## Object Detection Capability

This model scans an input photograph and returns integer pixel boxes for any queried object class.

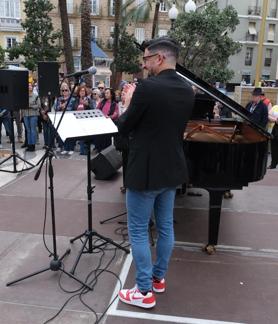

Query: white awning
[248,25,257,35]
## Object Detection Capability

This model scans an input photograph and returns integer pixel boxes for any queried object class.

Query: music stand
[48,110,130,274]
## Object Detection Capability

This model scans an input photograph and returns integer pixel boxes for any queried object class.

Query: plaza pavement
[0,132,278,324]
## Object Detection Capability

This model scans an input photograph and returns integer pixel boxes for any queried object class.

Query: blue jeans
[126,187,176,293]
[23,116,38,145]
[0,114,12,143]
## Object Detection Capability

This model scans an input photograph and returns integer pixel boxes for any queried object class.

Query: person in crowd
[39,97,55,148]
[116,37,194,309]
[268,104,278,169]
[97,82,105,98]
[0,108,12,149]
[245,88,268,129]
[90,89,102,109]
[95,88,119,152]
[114,89,129,193]
[74,85,94,155]
[54,82,76,154]
[21,83,40,152]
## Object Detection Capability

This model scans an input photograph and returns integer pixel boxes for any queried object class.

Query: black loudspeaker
[91,146,122,180]
[0,69,29,111]
[38,61,60,97]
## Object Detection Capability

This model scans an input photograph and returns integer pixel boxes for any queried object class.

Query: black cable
[42,159,53,256]
[43,226,129,324]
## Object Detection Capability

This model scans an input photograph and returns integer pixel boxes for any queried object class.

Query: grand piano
[176,64,271,254]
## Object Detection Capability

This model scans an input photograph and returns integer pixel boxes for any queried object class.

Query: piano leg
[203,190,224,255]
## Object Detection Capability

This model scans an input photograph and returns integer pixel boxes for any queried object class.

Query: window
[73,56,81,72]
[109,0,115,16]
[0,0,20,18]
[267,24,275,42]
[135,27,145,44]
[245,47,253,66]
[67,0,74,14]
[248,22,257,35]
[91,25,98,40]
[91,0,99,15]
[159,2,167,12]
[158,29,168,37]
[69,24,74,45]
[6,37,17,49]
[264,48,273,67]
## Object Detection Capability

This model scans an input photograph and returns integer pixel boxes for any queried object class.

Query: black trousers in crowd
[270,124,278,168]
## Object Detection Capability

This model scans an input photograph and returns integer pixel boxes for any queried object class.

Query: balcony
[264,58,272,67]
[247,6,261,16]
[246,32,258,42]
[0,17,23,32]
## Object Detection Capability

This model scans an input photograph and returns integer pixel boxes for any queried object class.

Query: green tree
[81,0,93,87]
[58,0,74,74]
[0,46,5,68]
[169,4,241,84]
[8,0,61,71]
[114,29,141,74]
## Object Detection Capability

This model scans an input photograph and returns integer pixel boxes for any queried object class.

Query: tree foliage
[114,29,141,74]
[0,46,5,67]
[169,4,241,84]
[8,0,61,71]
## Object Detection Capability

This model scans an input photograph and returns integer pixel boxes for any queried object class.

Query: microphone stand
[7,76,92,290]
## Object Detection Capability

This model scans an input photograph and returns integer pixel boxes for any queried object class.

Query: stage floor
[0,155,278,324]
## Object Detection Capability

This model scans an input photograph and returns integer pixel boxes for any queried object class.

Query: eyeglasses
[142,53,159,63]
[61,89,69,92]
[92,93,97,95]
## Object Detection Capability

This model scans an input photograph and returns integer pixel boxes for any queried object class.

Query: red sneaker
[118,286,156,309]
[152,278,165,293]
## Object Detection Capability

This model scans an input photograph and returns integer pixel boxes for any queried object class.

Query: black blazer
[245,101,268,129]
[117,69,194,190]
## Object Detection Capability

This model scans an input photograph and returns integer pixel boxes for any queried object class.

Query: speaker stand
[0,111,35,173]
[69,142,130,274]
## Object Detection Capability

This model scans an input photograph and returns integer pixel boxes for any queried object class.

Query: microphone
[65,66,97,78]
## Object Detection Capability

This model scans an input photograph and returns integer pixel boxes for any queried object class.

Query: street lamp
[168,3,179,30]
[185,0,197,13]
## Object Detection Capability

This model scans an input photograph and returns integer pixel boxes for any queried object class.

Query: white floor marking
[108,309,246,324]
[106,249,246,324]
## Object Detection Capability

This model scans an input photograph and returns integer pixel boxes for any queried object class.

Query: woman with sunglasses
[90,89,102,109]
[54,83,76,154]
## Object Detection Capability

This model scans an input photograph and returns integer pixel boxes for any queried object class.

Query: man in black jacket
[117,37,194,309]
[245,88,268,129]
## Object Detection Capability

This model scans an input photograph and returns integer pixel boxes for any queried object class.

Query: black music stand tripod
[7,80,92,290]
[69,140,129,274]
[0,111,34,173]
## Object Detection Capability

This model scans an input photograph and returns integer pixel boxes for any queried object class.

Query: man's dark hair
[143,37,180,59]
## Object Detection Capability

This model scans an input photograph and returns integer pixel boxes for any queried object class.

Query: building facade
[197,0,278,84]
[49,0,172,85]
[0,0,25,65]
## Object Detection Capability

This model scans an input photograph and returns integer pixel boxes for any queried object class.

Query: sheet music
[48,110,118,142]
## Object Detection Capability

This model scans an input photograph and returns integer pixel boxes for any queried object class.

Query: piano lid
[176,64,271,138]
[134,40,270,138]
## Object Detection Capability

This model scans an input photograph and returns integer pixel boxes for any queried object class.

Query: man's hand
[123,83,137,109]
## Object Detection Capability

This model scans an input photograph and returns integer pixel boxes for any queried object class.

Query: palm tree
[123,0,183,39]
[111,0,122,89]
[58,0,74,74]
[81,0,93,87]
